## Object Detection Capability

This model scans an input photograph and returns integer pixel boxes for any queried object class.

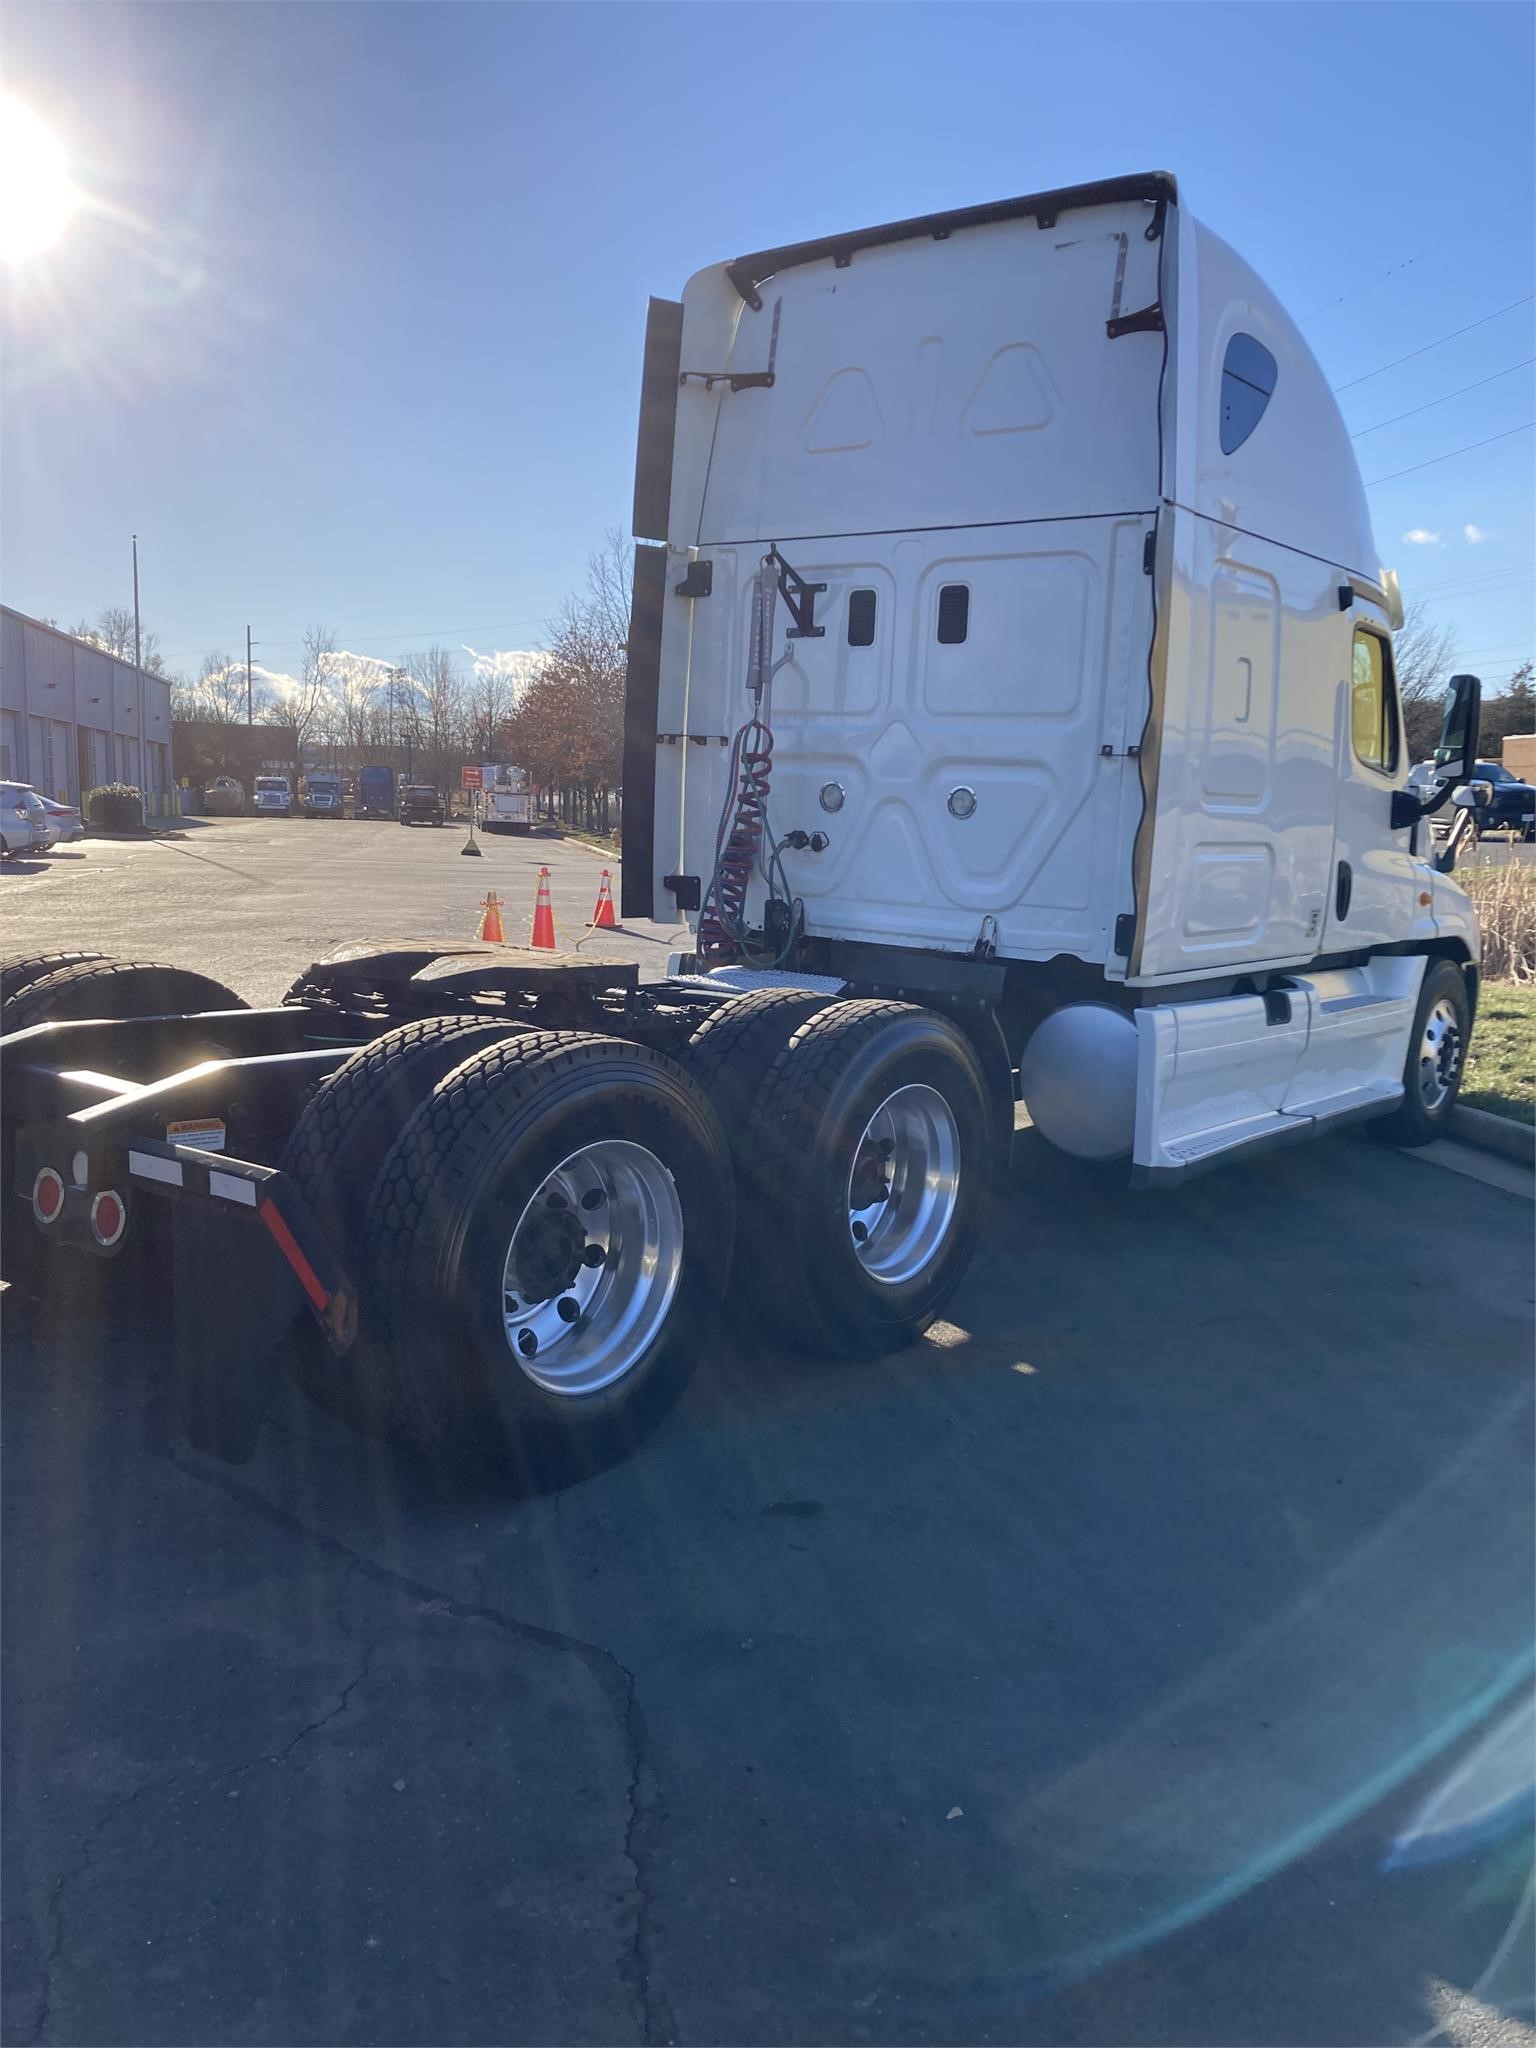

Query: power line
[1331,296,1534,394]
[1351,360,1534,438]
[1411,567,1534,596]
[1413,573,1534,603]
[1363,422,1533,487]
[1299,214,1520,326]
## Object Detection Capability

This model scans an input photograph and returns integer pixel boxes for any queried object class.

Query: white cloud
[328,649,400,686]
[1402,528,1441,546]
[1463,523,1486,544]
[462,646,545,700]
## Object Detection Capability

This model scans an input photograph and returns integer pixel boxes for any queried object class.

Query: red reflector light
[90,1189,126,1247]
[32,1168,65,1224]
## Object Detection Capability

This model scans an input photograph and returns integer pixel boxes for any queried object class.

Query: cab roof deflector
[725,171,1179,309]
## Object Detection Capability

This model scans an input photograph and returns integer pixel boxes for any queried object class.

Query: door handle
[1335,860,1353,921]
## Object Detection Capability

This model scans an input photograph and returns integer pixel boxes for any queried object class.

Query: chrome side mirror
[1452,781,1494,810]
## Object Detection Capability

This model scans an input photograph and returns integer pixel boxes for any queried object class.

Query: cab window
[1350,629,1399,774]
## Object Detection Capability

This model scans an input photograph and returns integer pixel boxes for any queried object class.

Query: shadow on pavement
[2,1130,1532,2045]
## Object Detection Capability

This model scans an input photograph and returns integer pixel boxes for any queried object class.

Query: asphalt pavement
[0,816,681,1004]
[2,821,1533,2046]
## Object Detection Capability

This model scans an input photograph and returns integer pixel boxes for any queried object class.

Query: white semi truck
[3,173,1491,1489]
[479,763,535,834]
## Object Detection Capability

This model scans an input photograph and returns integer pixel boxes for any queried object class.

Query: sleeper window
[1220,333,1277,455]
[847,589,877,647]
[1350,629,1399,774]
[937,585,970,645]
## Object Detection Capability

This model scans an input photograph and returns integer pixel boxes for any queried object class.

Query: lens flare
[0,95,81,264]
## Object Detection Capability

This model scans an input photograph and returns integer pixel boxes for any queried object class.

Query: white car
[39,797,85,843]
[1,782,58,856]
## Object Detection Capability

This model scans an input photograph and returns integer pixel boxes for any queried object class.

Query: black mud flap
[171,1200,303,1463]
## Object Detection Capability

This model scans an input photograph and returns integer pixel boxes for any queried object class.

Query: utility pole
[131,534,141,674]
[246,626,254,727]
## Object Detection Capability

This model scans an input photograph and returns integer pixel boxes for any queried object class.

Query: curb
[557,832,621,859]
[1449,1104,1535,1165]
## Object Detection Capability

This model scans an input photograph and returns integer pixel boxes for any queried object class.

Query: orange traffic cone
[478,889,506,945]
[588,869,618,929]
[531,867,556,950]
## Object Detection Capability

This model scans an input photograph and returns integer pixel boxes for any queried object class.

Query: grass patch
[1464,982,1536,1126]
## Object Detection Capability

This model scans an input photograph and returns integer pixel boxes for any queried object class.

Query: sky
[2,0,1532,698]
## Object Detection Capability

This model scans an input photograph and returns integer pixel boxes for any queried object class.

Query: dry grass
[1460,860,1536,984]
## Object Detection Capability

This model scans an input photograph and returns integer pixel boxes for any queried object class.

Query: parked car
[204,776,245,816]
[38,797,84,843]
[1470,760,1536,837]
[252,775,293,818]
[397,784,446,826]
[0,782,57,857]
[1418,759,1535,841]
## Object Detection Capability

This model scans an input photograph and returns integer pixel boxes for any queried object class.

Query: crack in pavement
[169,1451,676,2047]
[29,1771,174,2046]
[215,1635,378,1789]
[26,1564,376,2046]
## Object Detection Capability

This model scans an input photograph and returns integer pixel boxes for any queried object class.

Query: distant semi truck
[252,775,293,818]
[356,766,396,819]
[303,772,343,818]
[479,763,533,835]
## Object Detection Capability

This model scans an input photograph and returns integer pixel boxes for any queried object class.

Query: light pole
[131,534,144,797]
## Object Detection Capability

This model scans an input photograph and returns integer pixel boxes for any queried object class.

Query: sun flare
[0,95,81,264]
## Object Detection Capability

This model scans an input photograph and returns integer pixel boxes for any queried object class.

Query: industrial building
[0,605,173,805]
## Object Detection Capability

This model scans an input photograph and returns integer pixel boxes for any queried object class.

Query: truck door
[1323,619,1415,952]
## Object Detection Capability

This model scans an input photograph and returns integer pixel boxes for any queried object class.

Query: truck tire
[363,1032,733,1490]
[1,960,248,1035]
[738,1000,991,1358]
[683,987,834,1191]
[1369,959,1473,1148]
[0,951,106,1009]
[280,1017,528,1428]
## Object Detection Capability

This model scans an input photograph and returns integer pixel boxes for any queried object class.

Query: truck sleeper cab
[625,170,1484,1179]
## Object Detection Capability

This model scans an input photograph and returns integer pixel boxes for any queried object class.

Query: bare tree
[503,532,632,830]
[464,670,513,762]
[405,645,466,791]
[1394,601,1459,763]
[333,655,382,763]
[285,625,338,757]
[179,649,256,724]
[71,606,166,673]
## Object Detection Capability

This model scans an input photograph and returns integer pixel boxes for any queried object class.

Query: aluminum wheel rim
[845,1083,962,1287]
[1417,998,1463,1114]
[500,1140,684,1397]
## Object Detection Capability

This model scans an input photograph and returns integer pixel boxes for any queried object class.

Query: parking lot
[0,816,676,1003]
[2,821,1533,2046]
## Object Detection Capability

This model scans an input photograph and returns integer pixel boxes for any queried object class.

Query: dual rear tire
[683,989,991,1358]
[285,1026,734,1491]
[283,992,990,1488]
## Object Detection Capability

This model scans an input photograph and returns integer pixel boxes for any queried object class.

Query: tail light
[89,1189,126,1247]
[32,1168,65,1224]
